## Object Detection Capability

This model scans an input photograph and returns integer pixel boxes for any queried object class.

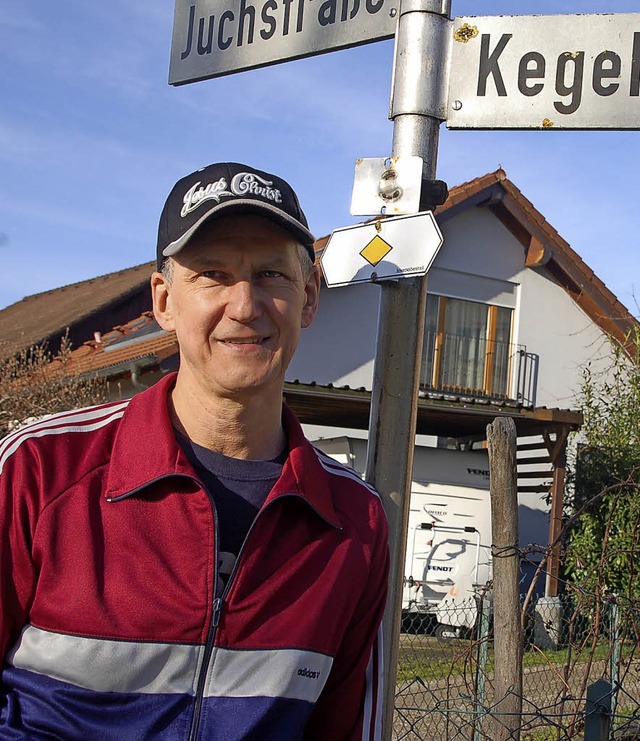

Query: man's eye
[259,270,284,279]
[200,270,227,281]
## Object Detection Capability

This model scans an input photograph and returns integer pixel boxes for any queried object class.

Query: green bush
[564,326,640,603]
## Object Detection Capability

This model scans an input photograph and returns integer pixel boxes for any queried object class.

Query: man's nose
[226,280,261,322]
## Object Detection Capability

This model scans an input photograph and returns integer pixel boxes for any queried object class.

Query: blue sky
[1,0,638,314]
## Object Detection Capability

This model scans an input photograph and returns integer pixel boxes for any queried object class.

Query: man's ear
[151,271,175,332]
[301,266,321,329]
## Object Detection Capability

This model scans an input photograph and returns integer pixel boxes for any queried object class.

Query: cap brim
[162,200,316,260]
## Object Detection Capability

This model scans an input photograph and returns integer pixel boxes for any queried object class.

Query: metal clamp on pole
[390,0,452,124]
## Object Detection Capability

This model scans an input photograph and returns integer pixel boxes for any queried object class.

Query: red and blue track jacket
[0,373,389,739]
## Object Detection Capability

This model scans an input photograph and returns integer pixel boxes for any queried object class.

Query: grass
[396,650,463,684]
[396,634,636,684]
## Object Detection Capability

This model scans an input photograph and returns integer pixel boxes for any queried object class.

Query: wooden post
[487,417,523,741]
[545,425,570,597]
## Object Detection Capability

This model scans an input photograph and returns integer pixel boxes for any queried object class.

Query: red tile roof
[51,311,178,378]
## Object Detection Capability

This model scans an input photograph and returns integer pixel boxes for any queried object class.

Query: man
[0,162,389,739]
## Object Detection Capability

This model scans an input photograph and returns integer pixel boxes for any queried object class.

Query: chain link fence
[393,580,640,740]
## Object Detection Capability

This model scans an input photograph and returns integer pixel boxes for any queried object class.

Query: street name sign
[447,13,640,129]
[169,0,397,84]
[320,212,443,288]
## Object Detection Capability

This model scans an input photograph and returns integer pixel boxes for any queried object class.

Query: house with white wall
[290,168,633,412]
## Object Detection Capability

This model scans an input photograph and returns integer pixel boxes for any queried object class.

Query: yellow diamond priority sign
[320,212,443,288]
[360,235,393,267]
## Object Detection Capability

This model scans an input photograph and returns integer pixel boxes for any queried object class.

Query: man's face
[152,214,320,402]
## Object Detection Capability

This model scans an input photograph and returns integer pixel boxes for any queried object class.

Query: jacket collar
[104,373,341,528]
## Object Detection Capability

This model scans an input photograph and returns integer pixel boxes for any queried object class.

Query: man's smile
[219,337,268,345]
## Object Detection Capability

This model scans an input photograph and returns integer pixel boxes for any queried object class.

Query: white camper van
[312,436,494,637]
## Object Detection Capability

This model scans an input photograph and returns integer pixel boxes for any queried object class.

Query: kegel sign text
[447,13,640,129]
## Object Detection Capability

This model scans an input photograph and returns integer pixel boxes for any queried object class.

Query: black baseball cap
[156,162,316,270]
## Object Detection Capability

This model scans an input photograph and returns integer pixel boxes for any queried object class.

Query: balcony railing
[419,330,538,406]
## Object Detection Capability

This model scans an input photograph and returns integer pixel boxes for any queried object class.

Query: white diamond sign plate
[320,212,443,288]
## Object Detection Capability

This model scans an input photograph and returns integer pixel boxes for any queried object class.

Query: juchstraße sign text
[170,0,397,84]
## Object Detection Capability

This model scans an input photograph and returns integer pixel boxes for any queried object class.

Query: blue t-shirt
[176,431,285,595]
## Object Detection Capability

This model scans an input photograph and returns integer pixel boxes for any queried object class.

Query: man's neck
[168,376,286,461]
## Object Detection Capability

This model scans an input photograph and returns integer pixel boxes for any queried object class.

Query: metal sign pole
[364,1,451,736]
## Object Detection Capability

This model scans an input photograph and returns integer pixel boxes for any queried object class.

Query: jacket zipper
[187,493,314,741]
